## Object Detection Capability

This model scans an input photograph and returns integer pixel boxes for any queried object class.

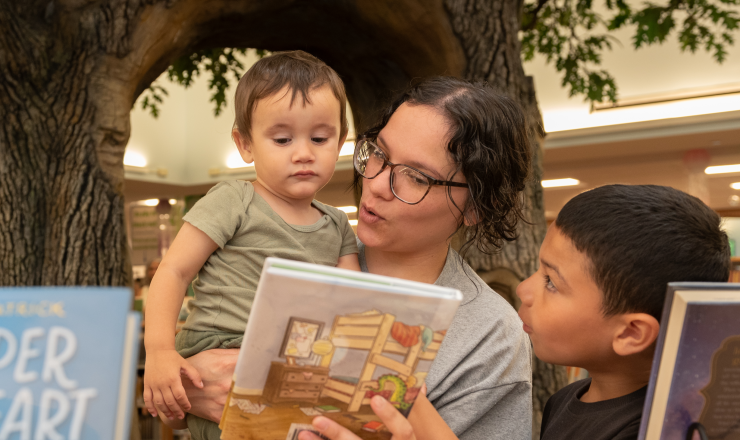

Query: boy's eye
[544,275,556,292]
[273,138,291,145]
[311,137,328,143]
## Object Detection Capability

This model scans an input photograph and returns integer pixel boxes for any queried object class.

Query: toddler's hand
[143,349,203,420]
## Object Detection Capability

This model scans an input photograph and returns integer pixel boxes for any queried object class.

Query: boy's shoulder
[540,379,645,440]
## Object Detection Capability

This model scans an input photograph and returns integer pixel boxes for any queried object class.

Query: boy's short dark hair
[555,184,730,320]
[234,50,348,141]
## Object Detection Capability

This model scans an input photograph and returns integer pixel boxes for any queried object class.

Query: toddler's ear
[232,128,254,164]
[612,313,660,357]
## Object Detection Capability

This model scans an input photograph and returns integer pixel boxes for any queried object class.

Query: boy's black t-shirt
[540,378,647,440]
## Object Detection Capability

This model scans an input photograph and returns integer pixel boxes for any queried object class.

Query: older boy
[517,184,730,440]
[303,184,730,440]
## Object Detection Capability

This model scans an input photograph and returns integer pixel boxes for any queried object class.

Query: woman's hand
[181,348,239,422]
[298,396,417,440]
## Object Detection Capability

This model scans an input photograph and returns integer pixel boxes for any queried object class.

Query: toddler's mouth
[293,170,317,177]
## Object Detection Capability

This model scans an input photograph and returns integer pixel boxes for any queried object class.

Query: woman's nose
[364,166,394,200]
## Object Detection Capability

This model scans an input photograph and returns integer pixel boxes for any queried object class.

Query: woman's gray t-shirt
[358,240,533,440]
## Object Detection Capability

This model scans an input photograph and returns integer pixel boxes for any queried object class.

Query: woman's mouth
[359,204,384,224]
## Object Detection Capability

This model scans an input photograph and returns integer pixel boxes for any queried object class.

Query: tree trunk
[443,1,568,438]
[0,1,131,286]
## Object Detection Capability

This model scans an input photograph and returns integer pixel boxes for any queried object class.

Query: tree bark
[442,1,568,437]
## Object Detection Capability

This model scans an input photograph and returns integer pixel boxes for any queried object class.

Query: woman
[184,77,534,440]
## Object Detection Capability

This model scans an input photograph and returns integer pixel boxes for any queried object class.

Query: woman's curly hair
[354,77,531,256]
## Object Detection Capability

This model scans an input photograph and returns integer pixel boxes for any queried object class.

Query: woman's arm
[181,348,240,422]
[143,222,218,420]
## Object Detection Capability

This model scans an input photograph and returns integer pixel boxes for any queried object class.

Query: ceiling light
[337,206,358,213]
[124,150,147,167]
[339,140,355,157]
[705,164,740,175]
[542,178,580,188]
[142,199,159,206]
[226,150,254,169]
[731,182,740,190]
[349,219,358,226]
[169,199,177,205]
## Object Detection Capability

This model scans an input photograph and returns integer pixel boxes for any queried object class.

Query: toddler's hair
[555,184,730,320]
[234,50,348,141]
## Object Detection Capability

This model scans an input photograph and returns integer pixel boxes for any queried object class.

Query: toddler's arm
[336,253,361,271]
[144,222,219,421]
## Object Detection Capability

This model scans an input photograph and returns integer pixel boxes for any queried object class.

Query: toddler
[143,51,360,439]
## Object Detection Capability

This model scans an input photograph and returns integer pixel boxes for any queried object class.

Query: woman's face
[357,103,469,255]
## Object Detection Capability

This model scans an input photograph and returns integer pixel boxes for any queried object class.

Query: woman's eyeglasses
[353,137,469,205]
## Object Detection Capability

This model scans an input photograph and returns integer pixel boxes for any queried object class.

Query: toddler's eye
[274,138,290,145]
[311,137,328,144]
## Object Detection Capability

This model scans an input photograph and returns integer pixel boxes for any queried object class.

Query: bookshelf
[731,257,740,283]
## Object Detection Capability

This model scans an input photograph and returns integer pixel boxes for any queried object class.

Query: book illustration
[362,421,384,433]
[286,423,329,440]
[699,335,740,438]
[220,258,462,440]
[230,398,267,415]
[300,407,322,416]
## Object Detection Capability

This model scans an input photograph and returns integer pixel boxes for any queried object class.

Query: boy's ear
[232,128,254,164]
[612,313,660,357]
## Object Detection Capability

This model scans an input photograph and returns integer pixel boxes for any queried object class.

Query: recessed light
[542,178,580,188]
[124,151,147,167]
[705,164,740,175]
[142,199,158,206]
[169,199,177,205]
[731,182,740,190]
[337,206,358,213]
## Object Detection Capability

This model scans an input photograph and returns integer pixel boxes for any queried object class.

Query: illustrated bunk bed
[318,310,445,412]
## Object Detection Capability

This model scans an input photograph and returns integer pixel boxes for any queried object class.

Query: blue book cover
[0,287,140,440]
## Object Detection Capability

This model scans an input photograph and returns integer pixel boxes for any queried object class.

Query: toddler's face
[516,225,619,370]
[235,85,344,203]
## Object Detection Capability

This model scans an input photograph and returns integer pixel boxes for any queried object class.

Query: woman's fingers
[371,397,416,440]
[142,386,157,417]
[310,416,361,440]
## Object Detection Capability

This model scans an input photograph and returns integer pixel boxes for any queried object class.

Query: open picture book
[218,258,463,440]
[638,282,740,440]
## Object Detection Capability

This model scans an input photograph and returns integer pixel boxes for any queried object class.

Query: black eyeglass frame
[353,136,469,205]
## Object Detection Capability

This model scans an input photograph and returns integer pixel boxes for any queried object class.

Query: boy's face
[235,85,345,203]
[516,225,620,369]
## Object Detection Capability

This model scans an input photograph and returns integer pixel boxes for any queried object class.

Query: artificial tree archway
[0,0,562,435]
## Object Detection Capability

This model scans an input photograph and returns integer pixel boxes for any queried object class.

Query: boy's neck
[579,354,653,403]
[251,181,322,225]
[363,242,449,285]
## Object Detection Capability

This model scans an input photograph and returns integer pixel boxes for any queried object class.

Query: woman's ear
[463,204,481,226]
[612,313,660,357]
[232,128,254,164]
